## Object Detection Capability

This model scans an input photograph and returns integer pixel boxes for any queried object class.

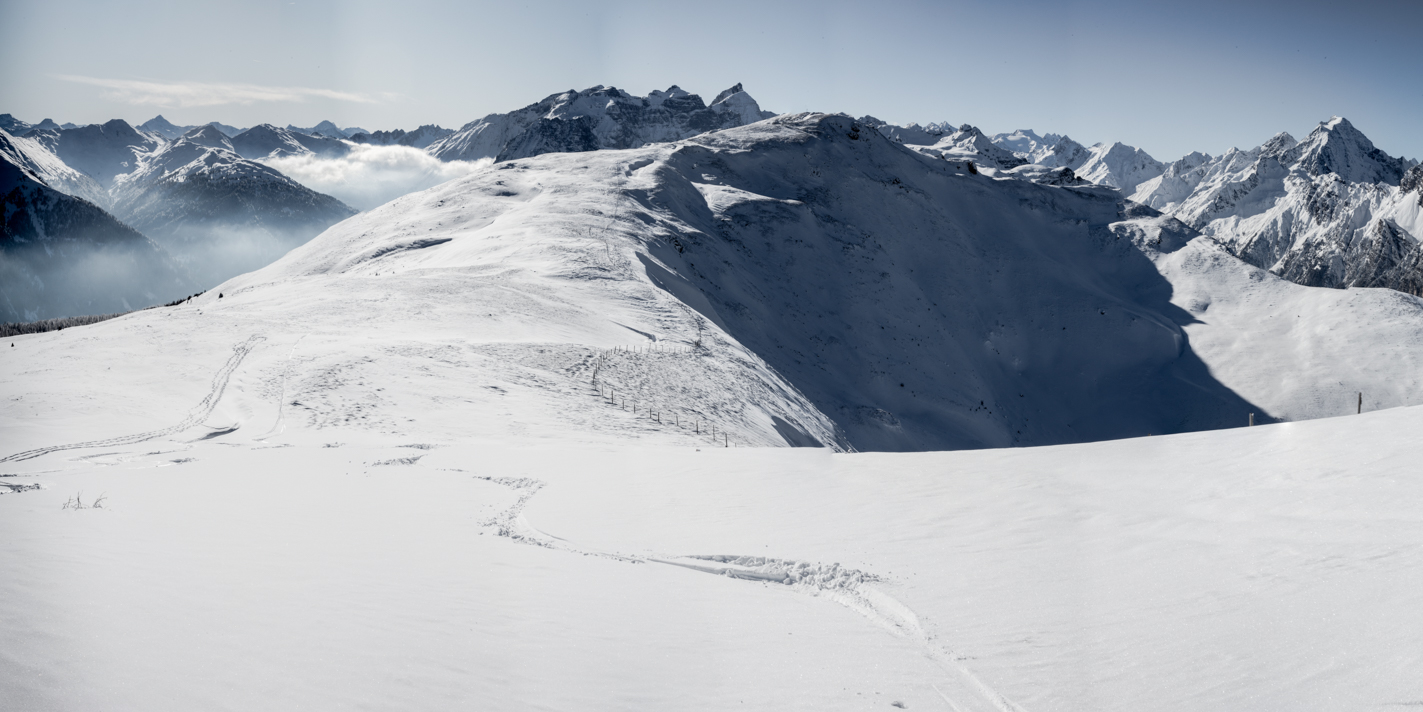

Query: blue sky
[3,0,1419,162]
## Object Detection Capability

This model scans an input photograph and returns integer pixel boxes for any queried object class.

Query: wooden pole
[1358,392,1362,414]
[1249,413,1254,427]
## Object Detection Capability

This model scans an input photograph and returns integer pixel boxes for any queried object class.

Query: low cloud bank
[262,145,491,211]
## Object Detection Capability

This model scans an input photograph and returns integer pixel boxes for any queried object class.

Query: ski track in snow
[0,335,265,464]
[466,467,1029,712]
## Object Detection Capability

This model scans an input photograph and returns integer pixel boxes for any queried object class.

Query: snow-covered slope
[0,128,110,208]
[138,115,194,140]
[110,125,356,287]
[46,119,164,188]
[1133,116,1423,296]
[194,112,1423,452]
[426,83,775,163]
[348,124,454,149]
[230,124,350,160]
[2,141,192,321]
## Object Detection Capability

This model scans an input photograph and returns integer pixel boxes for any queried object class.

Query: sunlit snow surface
[3,113,1423,710]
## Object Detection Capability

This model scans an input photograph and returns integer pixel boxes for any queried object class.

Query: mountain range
[5,83,1421,325]
[2,130,192,322]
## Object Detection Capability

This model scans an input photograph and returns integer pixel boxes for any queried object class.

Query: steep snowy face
[230,124,350,160]
[1074,142,1165,195]
[348,124,454,149]
[139,115,193,140]
[48,119,163,188]
[0,129,110,208]
[110,125,356,287]
[907,124,1028,169]
[2,147,192,321]
[1291,116,1409,185]
[231,113,1299,451]
[1133,117,1423,296]
[1034,135,1091,169]
[425,83,775,163]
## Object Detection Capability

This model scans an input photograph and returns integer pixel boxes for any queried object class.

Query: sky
[2,0,1420,162]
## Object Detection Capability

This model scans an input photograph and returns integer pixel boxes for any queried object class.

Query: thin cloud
[55,75,377,107]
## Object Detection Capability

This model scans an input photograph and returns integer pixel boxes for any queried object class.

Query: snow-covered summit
[425,83,777,163]
[139,115,194,140]
[1131,116,1423,296]
[906,124,1028,169]
[1074,141,1165,195]
[1290,116,1410,185]
[230,124,350,160]
[991,129,1066,160]
[47,119,164,188]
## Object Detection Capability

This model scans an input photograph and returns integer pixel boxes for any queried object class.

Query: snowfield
[4,112,1423,710]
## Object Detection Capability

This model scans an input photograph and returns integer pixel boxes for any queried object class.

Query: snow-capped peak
[1291,116,1408,185]
[139,115,193,140]
[426,83,777,163]
[1073,141,1164,195]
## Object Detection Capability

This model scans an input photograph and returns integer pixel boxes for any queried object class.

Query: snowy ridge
[211,112,1423,451]
[230,123,351,160]
[348,124,454,149]
[425,83,775,163]
[46,119,164,188]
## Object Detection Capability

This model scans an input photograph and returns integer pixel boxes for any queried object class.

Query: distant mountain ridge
[426,83,775,163]
[1131,116,1423,296]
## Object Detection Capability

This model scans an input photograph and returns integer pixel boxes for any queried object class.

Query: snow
[2,330,1421,710]
[0,128,110,208]
[5,109,1423,710]
[426,83,775,163]
[1132,117,1423,295]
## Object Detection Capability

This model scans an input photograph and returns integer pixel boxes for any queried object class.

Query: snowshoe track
[473,472,1030,712]
[1,335,265,464]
